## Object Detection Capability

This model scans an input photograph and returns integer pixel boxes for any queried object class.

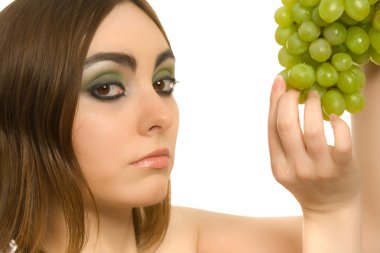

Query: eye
[89,81,125,101]
[153,77,178,96]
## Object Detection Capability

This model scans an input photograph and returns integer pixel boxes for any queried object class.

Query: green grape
[360,5,375,24]
[359,22,372,31]
[299,91,308,104]
[306,84,327,98]
[291,2,313,24]
[286,33,310,55]
[275,6,293,27]
[279,69,291,86]
[319,0,345,23]
[369,27,380,53]
[345,26,370,54]
[300,0,321,7]
[316,62,339,87]
[331,53,353,71]
[298,20,321,41]
[332,43,349,54]
[312,6,330,26]
[278,47,303,68]
[350,65,366,90]
[373,10,380,30]
[344,91,366,113]
[309,38,332,62]
[303,52,322,68]
[312,83,328,97]
[337,70,360,93]
[282,0,299,7]
[370,46,380,64]
[323,22,347,45]
[288,63,316,90]
[340,12,359,25]
[299,83,327,104]
[274,0,373,118]
[275,24,298,46]
[322,110,332,121]
[345,0,371,21]
[350,50,371,65]
[321,89,346,116]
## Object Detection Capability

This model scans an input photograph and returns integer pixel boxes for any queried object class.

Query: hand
[268,76,361,215]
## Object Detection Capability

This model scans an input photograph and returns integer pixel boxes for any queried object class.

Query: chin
[127,173,170,207]
[88,173,171,209]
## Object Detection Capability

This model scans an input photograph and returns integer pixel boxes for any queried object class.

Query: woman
[0,0,361,252]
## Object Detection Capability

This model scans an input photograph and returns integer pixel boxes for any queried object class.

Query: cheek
[72,104,136,182]
[71,97,179,206]
[72,112,172,206]
[72,107,142,205]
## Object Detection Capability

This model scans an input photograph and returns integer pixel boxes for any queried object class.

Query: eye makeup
[152,66,178,96]
[82,70,127,101]
[80,59,177,100]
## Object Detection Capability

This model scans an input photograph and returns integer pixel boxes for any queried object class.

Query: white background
[0,0,352,217]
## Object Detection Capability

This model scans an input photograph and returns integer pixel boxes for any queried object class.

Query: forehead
[87,1,169,58]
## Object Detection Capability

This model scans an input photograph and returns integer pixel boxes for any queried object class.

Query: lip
[130,148,170,169]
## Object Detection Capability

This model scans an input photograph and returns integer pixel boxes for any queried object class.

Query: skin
[45,2,362,252]
[352,63,380,253]
[267,79,360,253]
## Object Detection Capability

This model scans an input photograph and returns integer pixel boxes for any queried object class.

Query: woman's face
[72,2,179,208]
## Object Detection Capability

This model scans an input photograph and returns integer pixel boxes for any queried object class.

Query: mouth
[130,148,170,169]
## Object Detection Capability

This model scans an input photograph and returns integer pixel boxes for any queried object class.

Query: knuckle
[294,168,313,181]
[271,161,289,183]
[337,145,352,156]
[277,118,295,133]
[304,127,321,142]
[293,160,314,180]
[333,146,353,165]
[315,170,336,183]
[275,172,291,186]
[272,170,284,183]
[334,154,352,167]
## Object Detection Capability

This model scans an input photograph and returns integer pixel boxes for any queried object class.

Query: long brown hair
[0,0,171,252]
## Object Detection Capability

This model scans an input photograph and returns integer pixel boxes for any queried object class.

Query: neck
[45,204,138,253]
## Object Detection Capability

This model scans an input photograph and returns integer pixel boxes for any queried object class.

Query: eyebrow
[154,49,175,69]
[84,48,175,71]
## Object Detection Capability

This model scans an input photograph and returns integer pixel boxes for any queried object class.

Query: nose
[137,85,175,136]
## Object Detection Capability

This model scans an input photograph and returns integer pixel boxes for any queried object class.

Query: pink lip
[130,148,170,169]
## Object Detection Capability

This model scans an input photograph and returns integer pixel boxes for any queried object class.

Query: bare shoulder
[156,206,302,253]
[154,206,199,253]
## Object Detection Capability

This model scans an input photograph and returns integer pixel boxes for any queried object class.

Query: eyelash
[153,76,178,96]
[88,76,178,101]
[89,81,125,101]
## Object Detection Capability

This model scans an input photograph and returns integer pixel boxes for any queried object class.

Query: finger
[330,114,352,165]
[268,75,286,160]
[277,89,307,159]
[268,76,288,178]
[303,91,329,159]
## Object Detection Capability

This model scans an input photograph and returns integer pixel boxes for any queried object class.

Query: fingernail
[273,75,285,92]
[329,114,338,125]
[308,91,319,99]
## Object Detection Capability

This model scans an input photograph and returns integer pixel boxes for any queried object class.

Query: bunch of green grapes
[275,0,380,119]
